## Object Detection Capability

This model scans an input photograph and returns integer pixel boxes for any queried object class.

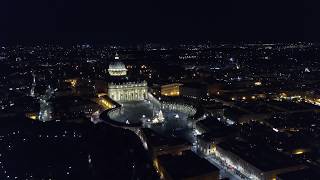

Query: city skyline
[1,1,320,179]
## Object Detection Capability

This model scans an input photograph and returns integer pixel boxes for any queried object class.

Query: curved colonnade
[99,94,204,151]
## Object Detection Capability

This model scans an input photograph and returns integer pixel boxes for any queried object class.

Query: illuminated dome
[108,53,128,76]
[109,61,126,70]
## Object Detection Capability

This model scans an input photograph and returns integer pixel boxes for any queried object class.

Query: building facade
[107,53,148,102]
[108,81,148,101]
[161,83,182,96]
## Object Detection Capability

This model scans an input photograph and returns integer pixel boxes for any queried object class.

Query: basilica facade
[108,81,148,101]
[107,54,148,102]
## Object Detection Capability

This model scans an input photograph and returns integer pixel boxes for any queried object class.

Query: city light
[254,81,262,86]
[293,149,305,155]
[0,40,319,179]
[65,79,77,87]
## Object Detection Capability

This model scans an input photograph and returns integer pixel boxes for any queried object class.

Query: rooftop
[277,168,320,180]
[158,150,219,179]
[217,139,302,172]
[196,117,230,132]
[142,128,190,148]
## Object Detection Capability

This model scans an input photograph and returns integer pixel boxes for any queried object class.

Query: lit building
[161,83,182,96]
[108,53,128,76]
[214,139,305,180]
[107,53,148,102]
[108,81,148,101]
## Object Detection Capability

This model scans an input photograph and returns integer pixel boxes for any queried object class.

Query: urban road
[191,146,249,180]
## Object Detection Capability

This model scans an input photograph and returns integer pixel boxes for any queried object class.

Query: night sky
[1,0,319,43]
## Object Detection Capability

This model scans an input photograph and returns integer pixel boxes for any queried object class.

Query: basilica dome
[108,54,128,76]
[109,61,126,71]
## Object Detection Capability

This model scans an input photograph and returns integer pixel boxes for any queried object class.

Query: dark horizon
[1,0,320,44]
